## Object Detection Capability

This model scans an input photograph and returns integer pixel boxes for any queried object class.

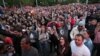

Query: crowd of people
[0,3,100,56]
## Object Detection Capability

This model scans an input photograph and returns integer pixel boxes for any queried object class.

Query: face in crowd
[20,38,30,50]
[75,34,84,47]
[90,19,97,25]
[78,25,85,31]
[60,37,65,46]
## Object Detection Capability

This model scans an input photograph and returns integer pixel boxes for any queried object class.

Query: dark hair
[21,37,31,45]
[75,34,84,40]
[59,35,69,50]
[60,35,69,46]
[57,35,70,55]
[25,38,31,44]
[85,30,90,35]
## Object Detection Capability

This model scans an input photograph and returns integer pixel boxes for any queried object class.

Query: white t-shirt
[70,41,91,56]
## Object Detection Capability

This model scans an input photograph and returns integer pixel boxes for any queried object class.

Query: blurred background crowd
[0,3,100,56]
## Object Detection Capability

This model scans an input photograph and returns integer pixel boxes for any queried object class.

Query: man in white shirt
[70,34,91,56]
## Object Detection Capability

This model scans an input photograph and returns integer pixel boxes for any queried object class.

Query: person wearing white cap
[70,22,86,40]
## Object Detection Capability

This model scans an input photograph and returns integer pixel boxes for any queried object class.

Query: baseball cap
[78,22,85,26]
[4,37,13,44]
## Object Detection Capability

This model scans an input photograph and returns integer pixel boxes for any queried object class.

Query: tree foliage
[0,0,100,7]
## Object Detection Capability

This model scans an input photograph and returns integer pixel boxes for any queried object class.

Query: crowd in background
[0,3,100,56]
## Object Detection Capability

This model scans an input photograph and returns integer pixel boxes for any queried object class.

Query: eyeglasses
[78,26,83,27]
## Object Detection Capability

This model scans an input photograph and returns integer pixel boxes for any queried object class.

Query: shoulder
[72,26,78,30]
[88,39,93,43]
[29,46,39,56]
[29,46,38,54]
[70,40,76,48]
[82,44,90,52]
[70,40,75,45]
[86,39,93,44]
[71,26,78,32]
[31,46,38,52]
[82,45,91,56]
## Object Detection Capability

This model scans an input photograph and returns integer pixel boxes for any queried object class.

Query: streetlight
[86,0,88,4]
[76,0,80,3]
[2,0,6,8]
[36,0,38,7]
